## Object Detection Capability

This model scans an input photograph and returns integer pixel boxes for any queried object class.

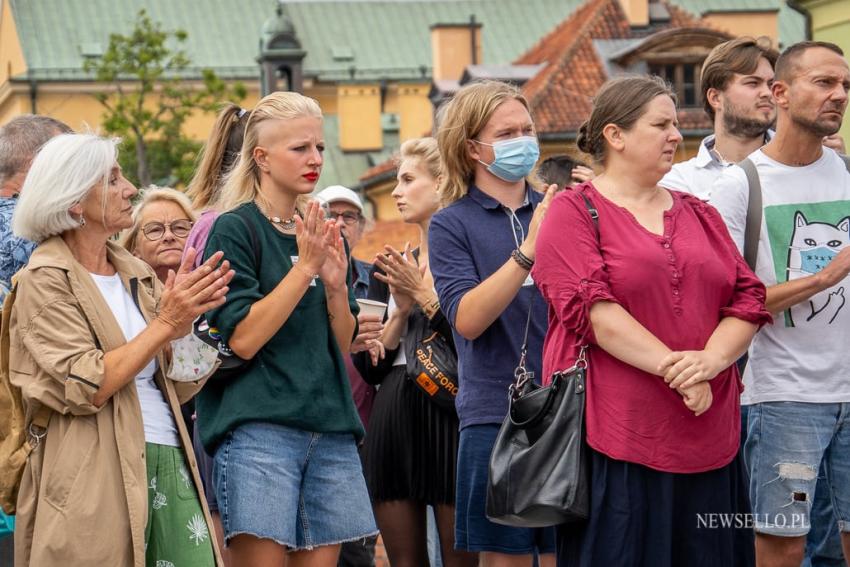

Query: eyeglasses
[141,219,193,241]
[326,211,362,226]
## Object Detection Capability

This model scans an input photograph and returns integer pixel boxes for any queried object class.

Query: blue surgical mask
[800,246,837,274]
[474,136,540,182]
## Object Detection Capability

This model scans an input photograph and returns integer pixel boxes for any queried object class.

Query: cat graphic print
[765,201,850,326]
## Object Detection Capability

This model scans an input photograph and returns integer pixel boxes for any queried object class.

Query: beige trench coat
[9,236,223,567]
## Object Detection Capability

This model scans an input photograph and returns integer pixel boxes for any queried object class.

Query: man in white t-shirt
[711,42,850,567]
[666,37,846,566]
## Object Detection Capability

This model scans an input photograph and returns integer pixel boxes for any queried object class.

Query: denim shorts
[455,424,557,555]
[744,402,850,537]
[213,421,378,550]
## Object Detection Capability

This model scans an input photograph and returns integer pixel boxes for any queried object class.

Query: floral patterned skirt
[144,442,215,567]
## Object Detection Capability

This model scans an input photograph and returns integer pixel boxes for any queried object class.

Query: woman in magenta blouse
[532,76,771,567]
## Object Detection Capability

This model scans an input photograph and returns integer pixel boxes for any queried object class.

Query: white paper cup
[356,298,388,319]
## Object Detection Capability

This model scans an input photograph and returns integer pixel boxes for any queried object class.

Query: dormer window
[612,29,732,111]
[649,61,702,108]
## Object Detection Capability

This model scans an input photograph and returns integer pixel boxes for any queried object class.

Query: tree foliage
[83,9,246,187]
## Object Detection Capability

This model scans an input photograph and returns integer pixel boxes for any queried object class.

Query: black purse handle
[510,189,599,398]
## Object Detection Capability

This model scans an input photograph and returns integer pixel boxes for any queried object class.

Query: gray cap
[315,185,364,212]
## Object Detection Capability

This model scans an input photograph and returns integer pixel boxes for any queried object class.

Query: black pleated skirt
[364,365,460,505]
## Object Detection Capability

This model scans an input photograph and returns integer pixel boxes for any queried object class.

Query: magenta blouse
[531,182,771,473]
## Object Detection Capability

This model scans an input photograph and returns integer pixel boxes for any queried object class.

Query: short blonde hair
[13,133,118,243]
[119,187,197,253]
[397,137,441,180]
[436,81,534,206]
[217,92,322,213]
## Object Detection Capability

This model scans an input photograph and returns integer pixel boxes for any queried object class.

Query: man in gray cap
[315,184,382,567]
[316,185,372,298]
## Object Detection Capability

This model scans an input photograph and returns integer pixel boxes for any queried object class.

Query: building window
[649,62,702,108]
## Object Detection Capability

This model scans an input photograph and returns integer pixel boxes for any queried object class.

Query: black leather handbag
[486,331,590,527]
[486,190,599,527]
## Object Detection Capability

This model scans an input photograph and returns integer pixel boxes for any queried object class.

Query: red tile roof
[360,0,727,187]
[516,0,725,134]
[359,156,399,182]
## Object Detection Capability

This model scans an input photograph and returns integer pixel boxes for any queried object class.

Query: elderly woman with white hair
[9,133,233,567]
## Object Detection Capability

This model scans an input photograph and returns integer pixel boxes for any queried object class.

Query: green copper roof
[672,0,805,47]
[11,0,804,82]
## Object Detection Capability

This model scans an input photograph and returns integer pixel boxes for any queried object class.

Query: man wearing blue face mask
[472,135,541,183]
[711,42,850,567]
[429,81,560,567]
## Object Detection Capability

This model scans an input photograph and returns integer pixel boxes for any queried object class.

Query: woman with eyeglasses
[121,187,197,284]
[120,187,201,470]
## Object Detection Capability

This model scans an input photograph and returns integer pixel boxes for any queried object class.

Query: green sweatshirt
[197,202,363,452]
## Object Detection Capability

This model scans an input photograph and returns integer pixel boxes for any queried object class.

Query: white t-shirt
[90,273,180,446]
[710,148,850,404]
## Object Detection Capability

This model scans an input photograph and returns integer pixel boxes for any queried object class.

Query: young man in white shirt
[660,37,777,198]
[711,42,850,567]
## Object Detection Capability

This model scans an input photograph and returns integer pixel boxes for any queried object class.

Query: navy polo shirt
[429,184,548,430]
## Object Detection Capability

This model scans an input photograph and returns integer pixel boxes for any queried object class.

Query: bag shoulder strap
[0,278,51,430]
[515,190,598,375]
[738,157,762,272]
[578,192,600,234]
[841,153,850,174]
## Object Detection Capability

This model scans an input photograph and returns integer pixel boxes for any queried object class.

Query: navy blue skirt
[556,449,754,567]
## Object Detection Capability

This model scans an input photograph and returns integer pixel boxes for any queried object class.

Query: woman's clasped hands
[658,350,729,416]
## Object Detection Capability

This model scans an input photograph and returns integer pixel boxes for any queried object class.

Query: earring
[78,214,86,228]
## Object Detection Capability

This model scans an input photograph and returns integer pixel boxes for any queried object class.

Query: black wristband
[511,249,534,271]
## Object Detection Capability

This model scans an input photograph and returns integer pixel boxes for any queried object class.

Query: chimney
[619,0,649,27]
[430,16,483,82]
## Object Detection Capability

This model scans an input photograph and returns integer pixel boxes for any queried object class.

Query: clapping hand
[295,201,348,291]
[373,243,427,299]
[158,248,235,340]
[823,134,846,154]
[523,184,560,259]
[317,221,349,291]
[571,165,595,185]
